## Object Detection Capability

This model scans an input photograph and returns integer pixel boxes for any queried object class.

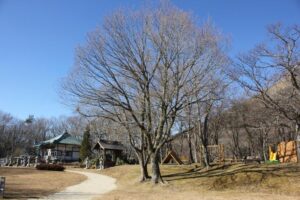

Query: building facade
[93,139,125,168]
[35,132,82,163]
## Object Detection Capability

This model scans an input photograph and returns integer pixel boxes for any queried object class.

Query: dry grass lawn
[0,167,86,199]
[93,163,300,200]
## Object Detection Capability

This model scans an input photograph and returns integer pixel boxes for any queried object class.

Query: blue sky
[0,0,299,120]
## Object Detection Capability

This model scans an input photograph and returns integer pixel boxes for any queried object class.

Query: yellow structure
[269,146,277,161]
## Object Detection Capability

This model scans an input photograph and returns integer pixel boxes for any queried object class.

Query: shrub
[89,158,99,165]
[116,157,125,166]
[36,163,65,171]
[79,163,86,168]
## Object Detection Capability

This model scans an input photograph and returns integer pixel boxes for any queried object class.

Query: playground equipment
[277,141,298,163]
[269,146,277,161]
[162,151,184,165]
[268,140,300,163]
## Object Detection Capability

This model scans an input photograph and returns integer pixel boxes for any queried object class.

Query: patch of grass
[265,160,280,164]
[93,163,300,200]
[0,167,86,199]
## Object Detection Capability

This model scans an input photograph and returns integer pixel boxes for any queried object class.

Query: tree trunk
[187,113,194,163]
[202,145,210,167]
[139,160,149,182]
[188,132,195,163]
[136,151,150,182]
[296,123,300,138]
[214,134,219,145]
[193,148,198,163]
[262,137,267,161]
[151,152,162,184]
[193,130,198,163]
[201,114,210,167]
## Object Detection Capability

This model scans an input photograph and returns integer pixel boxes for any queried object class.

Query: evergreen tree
[80,126,92,161]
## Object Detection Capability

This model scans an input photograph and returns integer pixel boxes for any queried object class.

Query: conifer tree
[80,126,92,161]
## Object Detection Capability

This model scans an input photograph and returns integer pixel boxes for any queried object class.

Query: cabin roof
[93,139,125,151]
[35,132,82,147]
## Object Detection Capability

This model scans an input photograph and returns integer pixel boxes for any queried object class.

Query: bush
[116,157,125,166]
[36,163,65,171]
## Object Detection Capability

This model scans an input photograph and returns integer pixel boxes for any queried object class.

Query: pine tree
[80,126,92,161]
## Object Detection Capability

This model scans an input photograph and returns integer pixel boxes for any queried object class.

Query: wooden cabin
[35,132,82,163]
[93,139,125,168]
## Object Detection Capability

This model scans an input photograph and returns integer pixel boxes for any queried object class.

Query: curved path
[43,170,116,200]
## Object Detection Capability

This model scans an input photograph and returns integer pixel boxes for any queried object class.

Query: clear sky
[0,0,299,120]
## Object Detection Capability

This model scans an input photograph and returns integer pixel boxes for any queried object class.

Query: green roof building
[35,132,82,163]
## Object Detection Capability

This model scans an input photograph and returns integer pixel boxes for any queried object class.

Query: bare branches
[232,23,300,128]
[61,4,228,183]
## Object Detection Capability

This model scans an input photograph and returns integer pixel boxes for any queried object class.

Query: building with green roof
[35,132,82,162]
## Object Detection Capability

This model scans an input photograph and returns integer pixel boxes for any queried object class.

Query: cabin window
[65,151,72,157]
[72,147,80,152]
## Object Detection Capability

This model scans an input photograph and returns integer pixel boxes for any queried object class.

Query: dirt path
[43,170,116,200]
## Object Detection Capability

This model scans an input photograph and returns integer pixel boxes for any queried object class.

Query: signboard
[0,177,5,198]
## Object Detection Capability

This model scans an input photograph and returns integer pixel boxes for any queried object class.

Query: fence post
[0,177,5,199]
[297,136,300,163]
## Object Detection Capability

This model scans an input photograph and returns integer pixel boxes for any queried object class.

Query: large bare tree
[62,4,227,183]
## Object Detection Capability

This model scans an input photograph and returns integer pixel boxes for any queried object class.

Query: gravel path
[43,170,116,200]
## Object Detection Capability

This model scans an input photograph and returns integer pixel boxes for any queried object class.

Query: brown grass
[93,163,300,200]
[0,167,86,199]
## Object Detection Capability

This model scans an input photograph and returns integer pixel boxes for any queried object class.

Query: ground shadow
[162,163,300,182]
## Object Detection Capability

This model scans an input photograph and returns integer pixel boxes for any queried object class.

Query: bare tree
[231,23,300,136]
[62,3,228,183]
[189,75,229,167]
